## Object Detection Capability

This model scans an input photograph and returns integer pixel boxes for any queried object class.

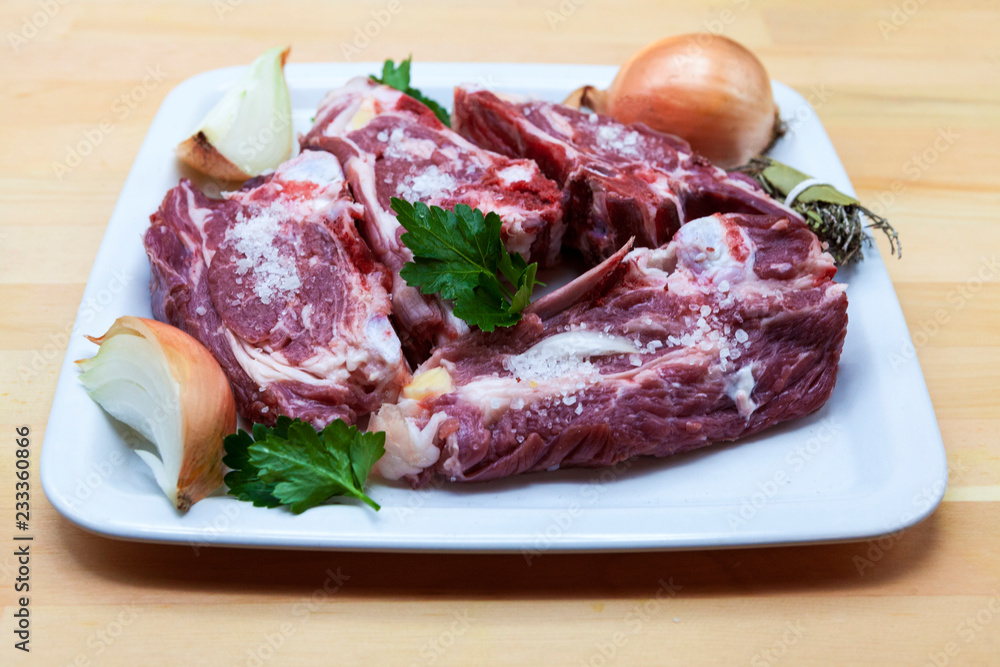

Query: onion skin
[80,317,236,510]
[176,131,249,183]
[585,34,779,169]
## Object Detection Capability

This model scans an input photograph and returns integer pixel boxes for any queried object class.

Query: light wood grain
[1,0,998,664]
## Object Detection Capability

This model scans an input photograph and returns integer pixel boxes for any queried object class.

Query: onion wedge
[76,317,237,511]
[176,46,293,181]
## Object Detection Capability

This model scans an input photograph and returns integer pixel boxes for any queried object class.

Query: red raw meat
[453,86,802,264]
[371,212,847,486]
[143,150,409,427]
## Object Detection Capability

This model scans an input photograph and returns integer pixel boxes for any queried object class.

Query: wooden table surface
[2,0,998,664]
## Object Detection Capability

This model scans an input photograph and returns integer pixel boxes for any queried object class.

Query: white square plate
[41,62,947,552]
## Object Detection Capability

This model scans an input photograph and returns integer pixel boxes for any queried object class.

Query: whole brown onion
[566,33,781,169]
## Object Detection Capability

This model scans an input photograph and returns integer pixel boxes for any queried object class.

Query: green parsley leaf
[222,424,281,508]
[371,56,451,127]
[392,198,541,332]
[223,416,384,513]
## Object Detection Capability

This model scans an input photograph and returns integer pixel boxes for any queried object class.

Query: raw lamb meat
[452,86,801,264]
[143,150,409,428]
[371,212,847,486]
[301,77,566,360]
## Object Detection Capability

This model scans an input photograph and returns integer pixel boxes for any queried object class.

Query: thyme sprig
[735,157,901,266]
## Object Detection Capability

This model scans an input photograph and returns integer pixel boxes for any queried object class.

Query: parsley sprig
[392,198,540,332]
[371,57,451,127]
[223,416,385,513]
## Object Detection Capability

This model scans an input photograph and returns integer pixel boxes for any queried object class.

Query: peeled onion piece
[565,33,780,169]
[76,317,237,511]
[177,46,293,181]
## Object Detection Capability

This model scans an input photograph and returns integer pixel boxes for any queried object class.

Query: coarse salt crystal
[735,329,749,343]
[395,165,457,201]
[595,125,642,158]
[195,306,207,316]
[719,280,730,293]
[700,305,712,317]
[227,203,302,305]
[563,395,577,406]
[629,355,642,367]
[575,403,583,415]
[511,397,525,410]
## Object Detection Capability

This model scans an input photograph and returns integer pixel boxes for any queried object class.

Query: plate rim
[40,61,948,552]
